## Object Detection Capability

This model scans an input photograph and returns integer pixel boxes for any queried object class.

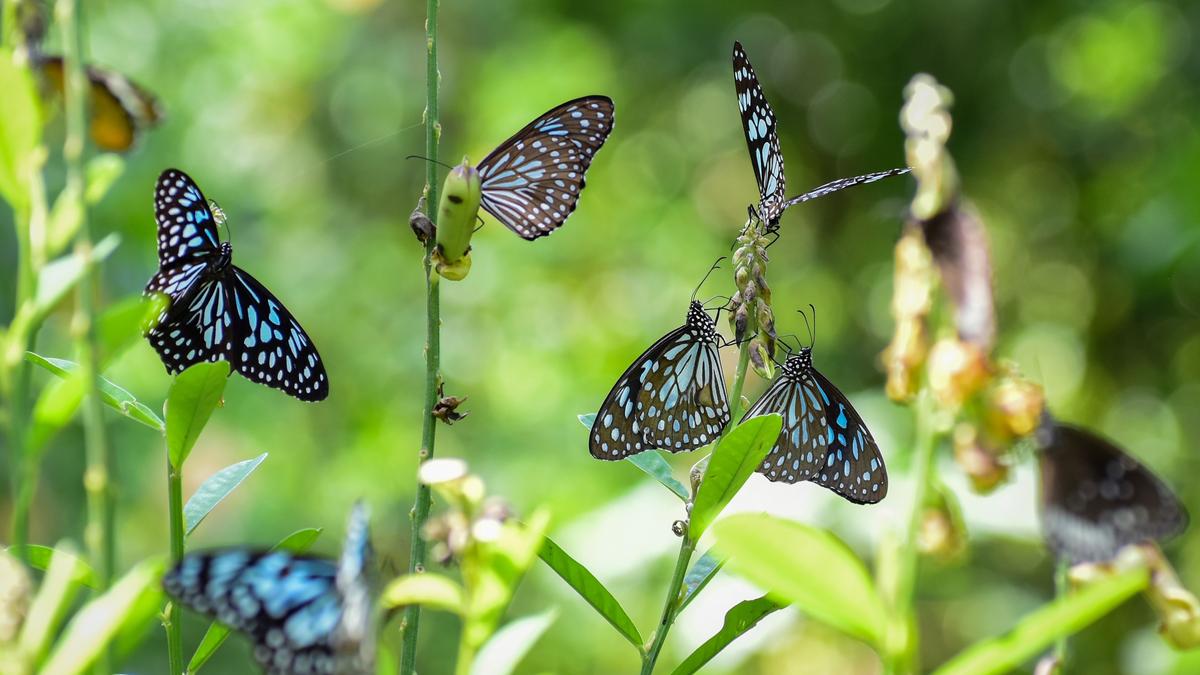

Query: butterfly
[742,339,887,504]
[144,169,329,401]
[475,95,614,239]
[590,300,730,459]
[732,41,907,229]
[38,55,164,153]
[1037,418,1187,563]
[163,503,375,675]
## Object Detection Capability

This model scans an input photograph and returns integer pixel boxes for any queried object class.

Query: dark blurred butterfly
[144,169,329,401]
[590,299,730,460]
[163,503,375,675]
[732,41,907,229]
[1037,418,1187,563]
[38,55,163,153]
[742,313,887,503]
[475,95,614,240]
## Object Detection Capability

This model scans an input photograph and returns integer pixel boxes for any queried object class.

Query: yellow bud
[927,338,989,409]
[988,375,1045,440]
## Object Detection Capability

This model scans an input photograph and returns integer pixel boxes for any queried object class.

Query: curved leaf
[678,549,725,614]
[690,415,780,539]
[26,353,165,432]
[471,609,558,675]
[184,453,268,536]
[538,536,643,651]
[0,50,41,210]
[380,573,465,614]
[670,596,784,675]
[17,544,88,663]
[6,543,97,589]
[166,361,230,467]
[579,413,689,502]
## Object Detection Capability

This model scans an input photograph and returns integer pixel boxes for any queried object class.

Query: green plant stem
[1053,559,1069,663]
[166,460,185,675]
[399,0,439,672]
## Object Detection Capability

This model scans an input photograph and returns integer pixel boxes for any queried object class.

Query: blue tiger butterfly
[476,96,614,239]
[162,503,374,675]
[732,41,907,229]
[144,169,328,401]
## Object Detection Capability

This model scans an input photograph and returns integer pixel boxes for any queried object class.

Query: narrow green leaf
[5,544,97,589]
[471,609,558,675]
[96,294,155,365]
[690,415,780,539]
[47,154,126,256]
[33,234,120,318]
[184,453,268,536]
[464,510,552,651]
[0,49,41,210]
[26,352,165,432]
[166,361,231,467]
[713,514,885,646]
[627,452,690,501]
[188,528,322,673]
[678,550,725,614]
[17,544,87,663]
[379,573,465,614]
[932,568,1150,675]
[670,596,784,675]
[41,557,166,675]
[538,536,643,650]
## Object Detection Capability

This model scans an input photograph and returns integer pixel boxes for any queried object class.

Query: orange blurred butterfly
[37,55,164,153]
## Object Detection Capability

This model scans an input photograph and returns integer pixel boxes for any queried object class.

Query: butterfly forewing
[743,351,887,504]
[590,302,730,459]
[780,167,911,211]
[732,41,786,223]
[477,95,614,240]
[1039,422,1187,563]
[153,169,222,269]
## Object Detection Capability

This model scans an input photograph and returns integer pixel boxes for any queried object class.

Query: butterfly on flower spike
[590,263,732,459]
[1037,417,1187,563]
[163,503,375,675]
[144,169,329,401]
[732,41,907,230]
[741,310,887,504]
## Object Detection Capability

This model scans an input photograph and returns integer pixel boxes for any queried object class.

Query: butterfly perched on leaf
[731,41,907,229]
[37,55,163,153]
[144,169,329,401]
[1037,418,1187,563]
[590,300,730,459]
[163,503,375,675]
[742,335,887,504]
[473,95,614,239]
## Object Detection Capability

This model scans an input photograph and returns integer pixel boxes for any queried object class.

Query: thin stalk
[166,460,185,675]
[1053,558,1070,663]
[399,0,440,672]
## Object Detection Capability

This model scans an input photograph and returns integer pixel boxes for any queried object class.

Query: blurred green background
[3,0,1200,672]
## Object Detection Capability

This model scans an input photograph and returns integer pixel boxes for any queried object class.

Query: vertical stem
[166,460,185,675]
[1053,559,1070,663]
[400,0,439,672]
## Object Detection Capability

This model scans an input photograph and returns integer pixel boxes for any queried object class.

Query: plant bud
[988,375,1045,441]
[953,423,1008,493]
[734,305,749,342]
[927,338,989,410]
[750,339,775,380]
[434,158,482,279]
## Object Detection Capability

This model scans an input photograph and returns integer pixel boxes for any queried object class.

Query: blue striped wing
[732,41,786,224]
[151,169,221,270]
[477,96,614,240]
[780,167,911,211]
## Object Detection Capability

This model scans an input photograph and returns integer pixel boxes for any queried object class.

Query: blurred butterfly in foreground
[144,169,329,401]
[163,503,375,675]
[742,308,887,504]
[1037,417,1187,563]
[590,261,731,459]
[732,41,907,229]
[38,55,164,153]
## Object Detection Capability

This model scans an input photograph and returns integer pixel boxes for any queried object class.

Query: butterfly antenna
[405,154,456,171]
[797,307,815,348]
[473,214,486,233]
[810,303,817,347]
[690,257,727,303]
[701,294,732,311]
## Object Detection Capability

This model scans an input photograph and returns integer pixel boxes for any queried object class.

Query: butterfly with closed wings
[144,169,329,401]
[474,95,614,239]
[163,503,375,675]
[741,310,887,504]
[732,41,907,230]
[1037,417,1187,563]
[590,264,732,459]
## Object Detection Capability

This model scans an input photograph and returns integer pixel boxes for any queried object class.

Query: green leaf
[17,544,88,664]
[463,509,552,651]
[689,415,780,539]
[0,49,41,210]
[713,514,885,646]
[538,536,643,651]
[578,413,596,427]
[40,557,166,675]
[579,413,690,500]
[26,352,165,432]
[96,294,156,365]
[379,573,466,614]
[471,609,558,675]
[5,544,98,589]
[166,361,231,467]
[670,596,784,675]
[33,234,120,318]
[931,568,1150,675]
[678,550,725,614]
[187,528,322,673]
[184,453,268,536]
[47,154,126,256]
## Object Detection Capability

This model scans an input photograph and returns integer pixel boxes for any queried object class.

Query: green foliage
[32,234,120,320]
[689,415,780,539]
[183,453,268,536]
[0,49,41,211]
[26,353,165,432]
[461,509,551,654]
[670,596,784,675]
[165,361,231,467]
[16,545,88,665]
[382,573,466,614]
[538,535,644,650]
[678,550,724,614]
[470,609,557,675]
[578,413,690,499]
[713,513,886,647]
[46,155,126,257]
[5,544,97,589]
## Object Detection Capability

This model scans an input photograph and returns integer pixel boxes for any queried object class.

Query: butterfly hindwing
[1038,422,1187,563]
[590,302,730,459]
[477,96,614,240]
[732,41,786,223]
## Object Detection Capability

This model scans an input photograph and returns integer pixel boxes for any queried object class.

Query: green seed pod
[434,158,482,278]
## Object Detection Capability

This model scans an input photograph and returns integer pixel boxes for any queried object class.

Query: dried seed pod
[953,423,1008,493]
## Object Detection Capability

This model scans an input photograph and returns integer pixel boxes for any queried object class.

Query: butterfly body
[144,169,329,401]
[590,301,730,459]
[742,347,887,504]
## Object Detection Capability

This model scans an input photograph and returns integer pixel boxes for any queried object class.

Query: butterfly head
[686,301,718,341]
[781,347,813,377]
